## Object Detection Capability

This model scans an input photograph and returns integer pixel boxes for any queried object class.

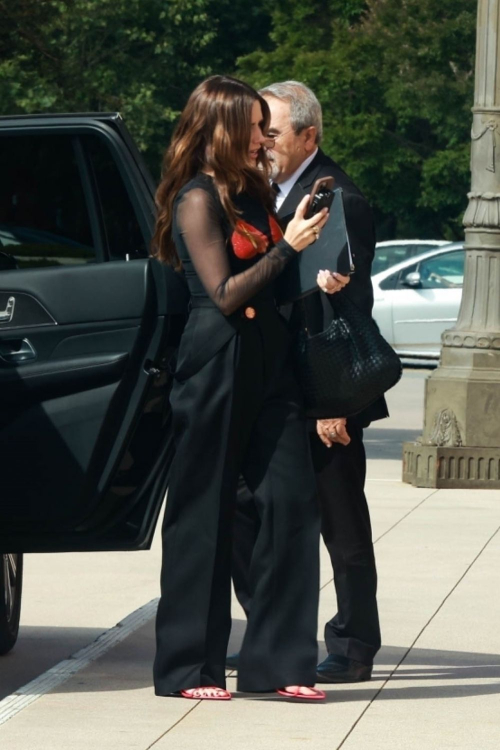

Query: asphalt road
[0,367,431,702]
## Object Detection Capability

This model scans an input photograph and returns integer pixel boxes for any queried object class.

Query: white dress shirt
[274,148,318,211]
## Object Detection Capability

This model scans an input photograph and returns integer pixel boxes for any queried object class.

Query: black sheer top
[173,174,296,316]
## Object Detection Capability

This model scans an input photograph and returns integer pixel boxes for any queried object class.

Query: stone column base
[402,442,500,488]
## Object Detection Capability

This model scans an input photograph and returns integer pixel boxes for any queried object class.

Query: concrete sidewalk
[1,372,500,749]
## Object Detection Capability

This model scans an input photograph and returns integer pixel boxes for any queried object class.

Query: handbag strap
[298,292,331,337]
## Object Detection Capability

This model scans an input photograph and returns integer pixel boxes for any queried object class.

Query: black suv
[0,113,188,654]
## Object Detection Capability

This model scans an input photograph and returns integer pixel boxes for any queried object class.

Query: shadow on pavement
[241,643,500,703]
[230,638,500,702]
[375,644,500,681]
[0,625,106,700]
[8,621,500,705]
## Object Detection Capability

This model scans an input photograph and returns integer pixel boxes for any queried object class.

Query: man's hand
[317,418,351,448]
[317,269,350,294]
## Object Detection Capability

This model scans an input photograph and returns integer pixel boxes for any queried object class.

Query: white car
[372,243,465,359]
[373,239,451,275]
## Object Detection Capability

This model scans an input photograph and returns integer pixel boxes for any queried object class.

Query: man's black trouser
[232,421,381,666]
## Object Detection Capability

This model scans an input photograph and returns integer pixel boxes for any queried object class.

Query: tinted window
[372,243,442,275]
[416,250,464,289]
[412,243,442,256]
[0,135,95,270]
[379,270,403,291]
[84,135,147,261]
[372,245,410,275]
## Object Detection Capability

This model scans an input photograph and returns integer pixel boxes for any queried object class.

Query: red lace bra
[231,215,284,260]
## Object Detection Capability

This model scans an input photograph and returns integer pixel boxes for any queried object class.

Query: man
[230,81,388,684]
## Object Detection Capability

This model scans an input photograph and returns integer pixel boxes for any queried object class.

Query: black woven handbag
[293,294,402,418]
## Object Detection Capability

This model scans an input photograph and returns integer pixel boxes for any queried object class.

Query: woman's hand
[317,418,351,448]
[317,269,350,294]
[283,194,329,253]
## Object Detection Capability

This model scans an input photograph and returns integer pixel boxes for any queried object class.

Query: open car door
[0,113,188,553]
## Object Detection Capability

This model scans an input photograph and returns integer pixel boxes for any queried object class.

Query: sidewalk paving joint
[335,520,500,750]
[320,488,438,593]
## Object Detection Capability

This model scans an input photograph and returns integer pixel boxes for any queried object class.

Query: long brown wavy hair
[152,75,276,268]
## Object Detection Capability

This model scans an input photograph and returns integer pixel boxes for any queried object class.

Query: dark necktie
[271,182,280,195]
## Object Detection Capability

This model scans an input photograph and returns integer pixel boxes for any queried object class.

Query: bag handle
[297,293,325,337]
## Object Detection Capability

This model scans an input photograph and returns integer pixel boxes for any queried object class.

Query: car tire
[0,553,23,655]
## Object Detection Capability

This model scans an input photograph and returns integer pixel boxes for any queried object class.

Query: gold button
[244,306,256,319]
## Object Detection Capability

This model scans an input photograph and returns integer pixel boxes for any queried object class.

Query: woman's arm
[177,188,296,316]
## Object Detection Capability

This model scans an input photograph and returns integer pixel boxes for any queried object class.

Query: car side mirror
[403,271,422,288]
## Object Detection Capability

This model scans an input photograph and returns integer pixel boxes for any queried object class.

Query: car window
[372,245,410,275]
[379,269,403,291]
[416,250,464,289]
[0,135,96,270]
[412,243,441,257]
[373,243,445,275]
[84,135,148,261]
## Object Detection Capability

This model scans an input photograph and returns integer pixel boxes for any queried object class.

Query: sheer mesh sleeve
[176,187,296,316]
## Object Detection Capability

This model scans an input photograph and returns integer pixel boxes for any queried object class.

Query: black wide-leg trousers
[309,423,380,664]
[153,310,320,695]
[232,421,381,667]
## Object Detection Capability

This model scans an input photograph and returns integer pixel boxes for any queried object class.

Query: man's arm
[337,192,376,317]
[316,191,381,436]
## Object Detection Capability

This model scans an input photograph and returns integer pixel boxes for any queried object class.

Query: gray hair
[259,80,323,143]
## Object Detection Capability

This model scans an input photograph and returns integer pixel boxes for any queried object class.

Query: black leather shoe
[316,654,372,683]
[225,652,239,670]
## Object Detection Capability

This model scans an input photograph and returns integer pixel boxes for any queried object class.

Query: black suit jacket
[278,149,389,427]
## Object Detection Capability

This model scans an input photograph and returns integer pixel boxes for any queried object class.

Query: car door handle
[0,296,15,323]
[0,338,37,364]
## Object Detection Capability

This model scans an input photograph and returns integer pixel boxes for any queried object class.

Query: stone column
[403,0,500,488]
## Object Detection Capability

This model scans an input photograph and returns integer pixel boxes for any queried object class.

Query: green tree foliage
[0,0,476,237]
[238,0,476,239]
[0,0,272,174]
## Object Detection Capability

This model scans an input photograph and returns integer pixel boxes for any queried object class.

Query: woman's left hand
[317,269,350,294]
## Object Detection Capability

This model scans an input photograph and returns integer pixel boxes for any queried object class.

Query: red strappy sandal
[276,686,326,701]
[180,687,232,701]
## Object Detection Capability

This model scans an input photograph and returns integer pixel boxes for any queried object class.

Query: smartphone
[305,176,335,219]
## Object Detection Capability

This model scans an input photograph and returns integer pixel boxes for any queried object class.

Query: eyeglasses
[264,128,296,146]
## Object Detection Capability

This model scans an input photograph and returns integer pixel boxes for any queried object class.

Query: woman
[152,75,329,702]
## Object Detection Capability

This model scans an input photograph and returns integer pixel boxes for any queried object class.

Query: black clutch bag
[293,294,402,419]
